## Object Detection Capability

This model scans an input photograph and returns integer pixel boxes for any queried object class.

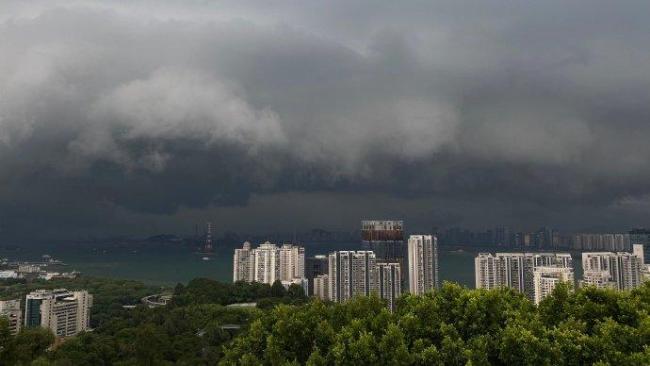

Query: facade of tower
[474,252,573,301]
[232,241,306,285]
[407,235,438,295]
[475,253,498,290]
[582,251,643,290]
[24,289,92,337]
[377,262,401,311]
[361,220,406,286]
[233,241,254,282]
[253,242,281,284]
[278,244,305,281]
[328,251,378,303]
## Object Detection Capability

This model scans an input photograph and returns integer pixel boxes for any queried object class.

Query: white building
[233,241,254,282]
[328,251,379,303]
[582,251,643,290]
[0,270,18,279]
[0,299,22,334]
[232,241,305,285]
[633,244,645,264]
[24,289,92,337]
[253,242,281,284]
[407,235,438,295]
[475,253,499,290]
[313,274,329,301]
[378,262,401,311]
[474,252,573,301]
[278,244,305,281]
[581,270,616,289]
[533,266,574,305]
[18,264,41,274]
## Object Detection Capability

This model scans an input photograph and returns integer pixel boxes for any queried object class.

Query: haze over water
[1,243,583,287]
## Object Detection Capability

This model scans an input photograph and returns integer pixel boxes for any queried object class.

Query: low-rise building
[533,266,574,305]
[313,274,329,301]
[0,299,22,334]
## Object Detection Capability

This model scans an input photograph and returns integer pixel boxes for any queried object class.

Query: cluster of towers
[233,220,439,311]
[475,245,647,304]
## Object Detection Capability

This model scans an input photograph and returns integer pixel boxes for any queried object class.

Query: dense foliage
[173,279,309,309]
[0,277,306,365]
[2,277,650,365]
[0,276,162,328]
[223,283,650,366]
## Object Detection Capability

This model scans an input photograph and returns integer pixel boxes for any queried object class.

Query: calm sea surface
[0,243,582,288]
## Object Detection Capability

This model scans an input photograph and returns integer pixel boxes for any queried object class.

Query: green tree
[271,280,287,298]
[2,327,54,366]
[0,317,11,362]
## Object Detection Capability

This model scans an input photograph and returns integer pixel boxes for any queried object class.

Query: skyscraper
[361,220,406,285]
[408,235,438,295]
[24,289,92,337]
[328,251,379,303]
[377,262,401,311]
[533,266,574,305]
[474,252,573,301]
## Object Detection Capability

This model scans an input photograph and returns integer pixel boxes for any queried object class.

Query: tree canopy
[1,278,649,365]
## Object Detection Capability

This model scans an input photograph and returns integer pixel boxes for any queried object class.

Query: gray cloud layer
[1,0,650,239]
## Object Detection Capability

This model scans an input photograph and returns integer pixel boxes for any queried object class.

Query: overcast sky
[1,1,650,240]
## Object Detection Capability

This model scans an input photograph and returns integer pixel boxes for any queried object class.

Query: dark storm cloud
[1,0,650,238]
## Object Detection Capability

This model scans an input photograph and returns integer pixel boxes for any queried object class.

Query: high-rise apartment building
[233,241,254,282]
[24,289,92,337]
[582,252,643,290]
[407,235,439,295]
[278,244,305,281]
[253,242,280,284]
[475,253,499,290]
[232,242,305,285]
[474,252,573,301]
[533,266,574,305]
[328,251,379,303]
[377,262,401,311]
[0,299,22,335]
[313,274,329,301]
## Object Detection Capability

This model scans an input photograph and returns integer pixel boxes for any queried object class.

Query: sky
[1,0,650,240]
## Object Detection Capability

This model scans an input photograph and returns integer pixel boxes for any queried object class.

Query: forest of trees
[2,277,650,365]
